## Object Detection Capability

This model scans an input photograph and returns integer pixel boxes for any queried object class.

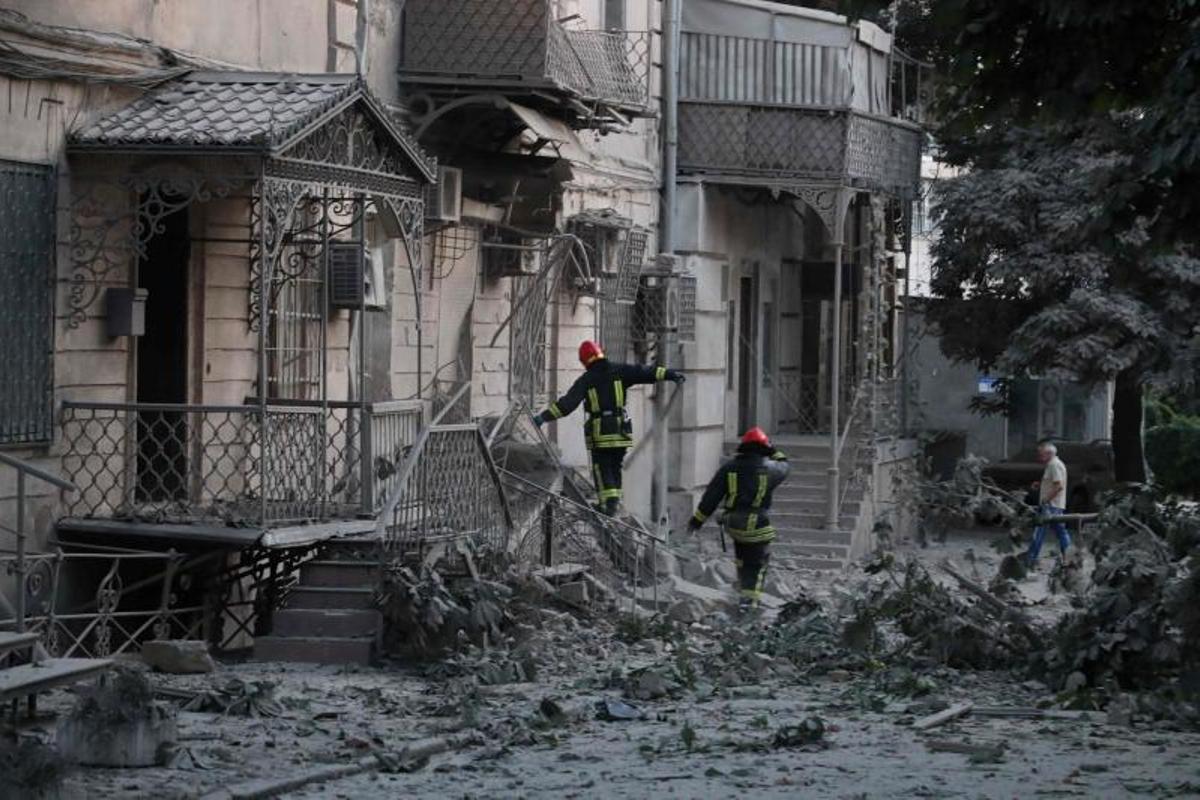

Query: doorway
[136,202,190,502]
[737,274,757,434]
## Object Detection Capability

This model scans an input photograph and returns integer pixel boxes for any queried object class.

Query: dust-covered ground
[21,527,1200,799]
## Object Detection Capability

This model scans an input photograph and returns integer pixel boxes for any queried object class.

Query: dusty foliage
[1035,487,1200,707]
[70,665,157,726]
[377,564,512,656]
[0,736,69,798]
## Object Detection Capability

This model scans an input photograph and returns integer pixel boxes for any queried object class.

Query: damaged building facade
[0,0,922,663]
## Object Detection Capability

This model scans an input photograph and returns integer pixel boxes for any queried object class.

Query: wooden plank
[0,631,39,658]
[0,658,111,702]
[913,702,973,731]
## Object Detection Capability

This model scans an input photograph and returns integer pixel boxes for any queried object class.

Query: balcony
[676,28,923,197]
[59,400,424,533]
[400,0,652,128]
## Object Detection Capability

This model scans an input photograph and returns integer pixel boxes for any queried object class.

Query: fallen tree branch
[937,560,1043,648]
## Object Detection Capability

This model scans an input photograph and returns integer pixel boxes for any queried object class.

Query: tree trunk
[1111,370,1147,483]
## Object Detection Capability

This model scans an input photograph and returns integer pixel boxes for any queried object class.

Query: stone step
[772,498,861,515]
[771,512,856,529]
[254,635,374,666]
[286,586,375,610]
[299,560,379,588]
[771,542,850,559]
[273,608,382,638]
[772,556,846,572]
[774,527,853,545]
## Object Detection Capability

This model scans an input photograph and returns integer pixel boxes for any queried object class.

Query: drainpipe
[655,0,681,537]
[826,199,845,530]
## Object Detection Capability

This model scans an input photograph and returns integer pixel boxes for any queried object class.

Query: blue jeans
[1028,505,1070,563]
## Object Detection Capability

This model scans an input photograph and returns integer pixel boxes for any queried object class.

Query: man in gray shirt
[1026,440,1071,567]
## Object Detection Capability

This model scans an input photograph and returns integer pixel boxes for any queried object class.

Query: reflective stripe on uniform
[548,402,563,419]
[725,472,738,509]
[745,472,769,535]
[587,388,601,413]
[655,366,666,380]
[614,380,624,408]
[692,509,707,523]
[727,525,776,544]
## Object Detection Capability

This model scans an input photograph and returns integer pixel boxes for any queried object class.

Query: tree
[914,0,1200,483]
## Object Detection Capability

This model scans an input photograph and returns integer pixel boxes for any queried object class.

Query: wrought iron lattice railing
[380,423,512,558]
[0,548,204,659]
[775,370,822,434]
[61,400,422,527]
[400,0,652,116]
[677,102,921,197]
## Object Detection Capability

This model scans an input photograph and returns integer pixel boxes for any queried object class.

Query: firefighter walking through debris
[535,340,685,515]
[688,427,791,609]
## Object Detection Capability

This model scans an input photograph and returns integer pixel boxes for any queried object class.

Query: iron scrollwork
[66,173,246,328]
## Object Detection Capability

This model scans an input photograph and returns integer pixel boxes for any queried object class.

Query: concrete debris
[912,702,973,731]
[557,581,590,606]
[665,597,707,624]
[140,639,217,674]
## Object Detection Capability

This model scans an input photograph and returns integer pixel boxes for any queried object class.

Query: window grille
[0,160,55,444]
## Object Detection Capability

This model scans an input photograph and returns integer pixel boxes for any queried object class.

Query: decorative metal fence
[776,370,822,434]
[0,548,204,659]
[61,400,423,527]
[381,423,512,557]
[401,0,651,112]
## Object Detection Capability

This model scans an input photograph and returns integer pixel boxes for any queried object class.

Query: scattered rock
[773,717,826,748]
[558,581,590,606]
[628,669,670,700]
[596,698,642,721]
[666,598,707,624]
[141,639,216,674]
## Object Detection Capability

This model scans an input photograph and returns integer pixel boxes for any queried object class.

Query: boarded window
[0,160,55,444]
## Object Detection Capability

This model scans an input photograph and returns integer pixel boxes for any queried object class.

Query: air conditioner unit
[424,165,462,225]
[482,237,543,278]
[634,272,696,342]
[329,241,364,309]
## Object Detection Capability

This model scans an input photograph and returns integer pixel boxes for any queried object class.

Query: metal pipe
[826,204,845,530]
[15,470,25,633]
[900,201,912,436]
[257,174,270,528]
[655,0,681,537]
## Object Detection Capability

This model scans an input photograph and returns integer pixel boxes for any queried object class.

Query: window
[603,0,625,30]
[0,160,55,444]
[762,301,775,387]
[726,300,736,391]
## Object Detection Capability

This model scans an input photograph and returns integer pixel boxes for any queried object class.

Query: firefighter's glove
[668,370,686,385]
[533,415,545,428]
[687,518,702,533]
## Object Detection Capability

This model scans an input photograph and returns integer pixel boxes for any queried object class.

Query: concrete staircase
[725,439,868,572]
[254,540,382,666]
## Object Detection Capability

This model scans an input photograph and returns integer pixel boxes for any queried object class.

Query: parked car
[982,440,1115,513]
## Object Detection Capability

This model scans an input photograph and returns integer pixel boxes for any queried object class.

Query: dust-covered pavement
[27,525,1200,799]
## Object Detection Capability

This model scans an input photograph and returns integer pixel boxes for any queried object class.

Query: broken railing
[376,385,513,561]
[60,400,423,527]
[501,468,663,611]
[0,545,204,658]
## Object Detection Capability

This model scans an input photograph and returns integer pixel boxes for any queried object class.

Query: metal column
[655,0,681,537]
[826,199,846,531]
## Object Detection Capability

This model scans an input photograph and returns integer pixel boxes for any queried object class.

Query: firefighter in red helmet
[688,426,790,610]
[535,340,685,515]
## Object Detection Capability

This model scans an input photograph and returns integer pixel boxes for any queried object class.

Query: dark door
[737,275,756,433]
[136,202,189,502]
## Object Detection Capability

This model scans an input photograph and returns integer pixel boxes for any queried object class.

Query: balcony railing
[61,400,424,528]
[676,29,922,196]
[401,0,651,119]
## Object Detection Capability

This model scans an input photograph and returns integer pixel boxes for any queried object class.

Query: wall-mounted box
[105,288,148,337]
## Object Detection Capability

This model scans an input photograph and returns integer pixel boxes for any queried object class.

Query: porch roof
[68,70,436,182]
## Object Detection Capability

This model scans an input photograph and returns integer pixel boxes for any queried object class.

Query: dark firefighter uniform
[536,341,684,515]
[688,427,790,608]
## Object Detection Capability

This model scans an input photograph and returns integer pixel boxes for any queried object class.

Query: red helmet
[741,426,770,448]
[578,340,605,366]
